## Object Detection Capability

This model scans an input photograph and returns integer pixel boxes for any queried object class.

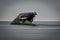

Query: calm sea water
[0,21,60,40]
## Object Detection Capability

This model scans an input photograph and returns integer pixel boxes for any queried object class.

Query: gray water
[0,21,60,40]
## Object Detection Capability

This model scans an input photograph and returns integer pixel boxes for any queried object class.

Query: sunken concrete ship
[11,12,37,25]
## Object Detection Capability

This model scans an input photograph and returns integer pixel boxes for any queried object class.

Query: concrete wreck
[11,12,37,25]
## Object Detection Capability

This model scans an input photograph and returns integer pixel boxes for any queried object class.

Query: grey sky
[0,0,60,21]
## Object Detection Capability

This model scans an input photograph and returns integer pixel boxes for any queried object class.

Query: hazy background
[0,0,60,21]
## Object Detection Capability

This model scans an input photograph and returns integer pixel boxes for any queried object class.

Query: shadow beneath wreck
[10,23,37,26]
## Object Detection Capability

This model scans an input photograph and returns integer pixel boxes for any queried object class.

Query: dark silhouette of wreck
[11,12,37,25]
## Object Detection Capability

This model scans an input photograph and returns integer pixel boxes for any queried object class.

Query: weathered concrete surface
[11,12,37,24]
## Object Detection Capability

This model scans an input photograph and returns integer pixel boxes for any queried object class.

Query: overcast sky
[0,0,60,21]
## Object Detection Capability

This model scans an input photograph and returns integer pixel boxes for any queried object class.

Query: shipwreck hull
[11,12,37,25]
